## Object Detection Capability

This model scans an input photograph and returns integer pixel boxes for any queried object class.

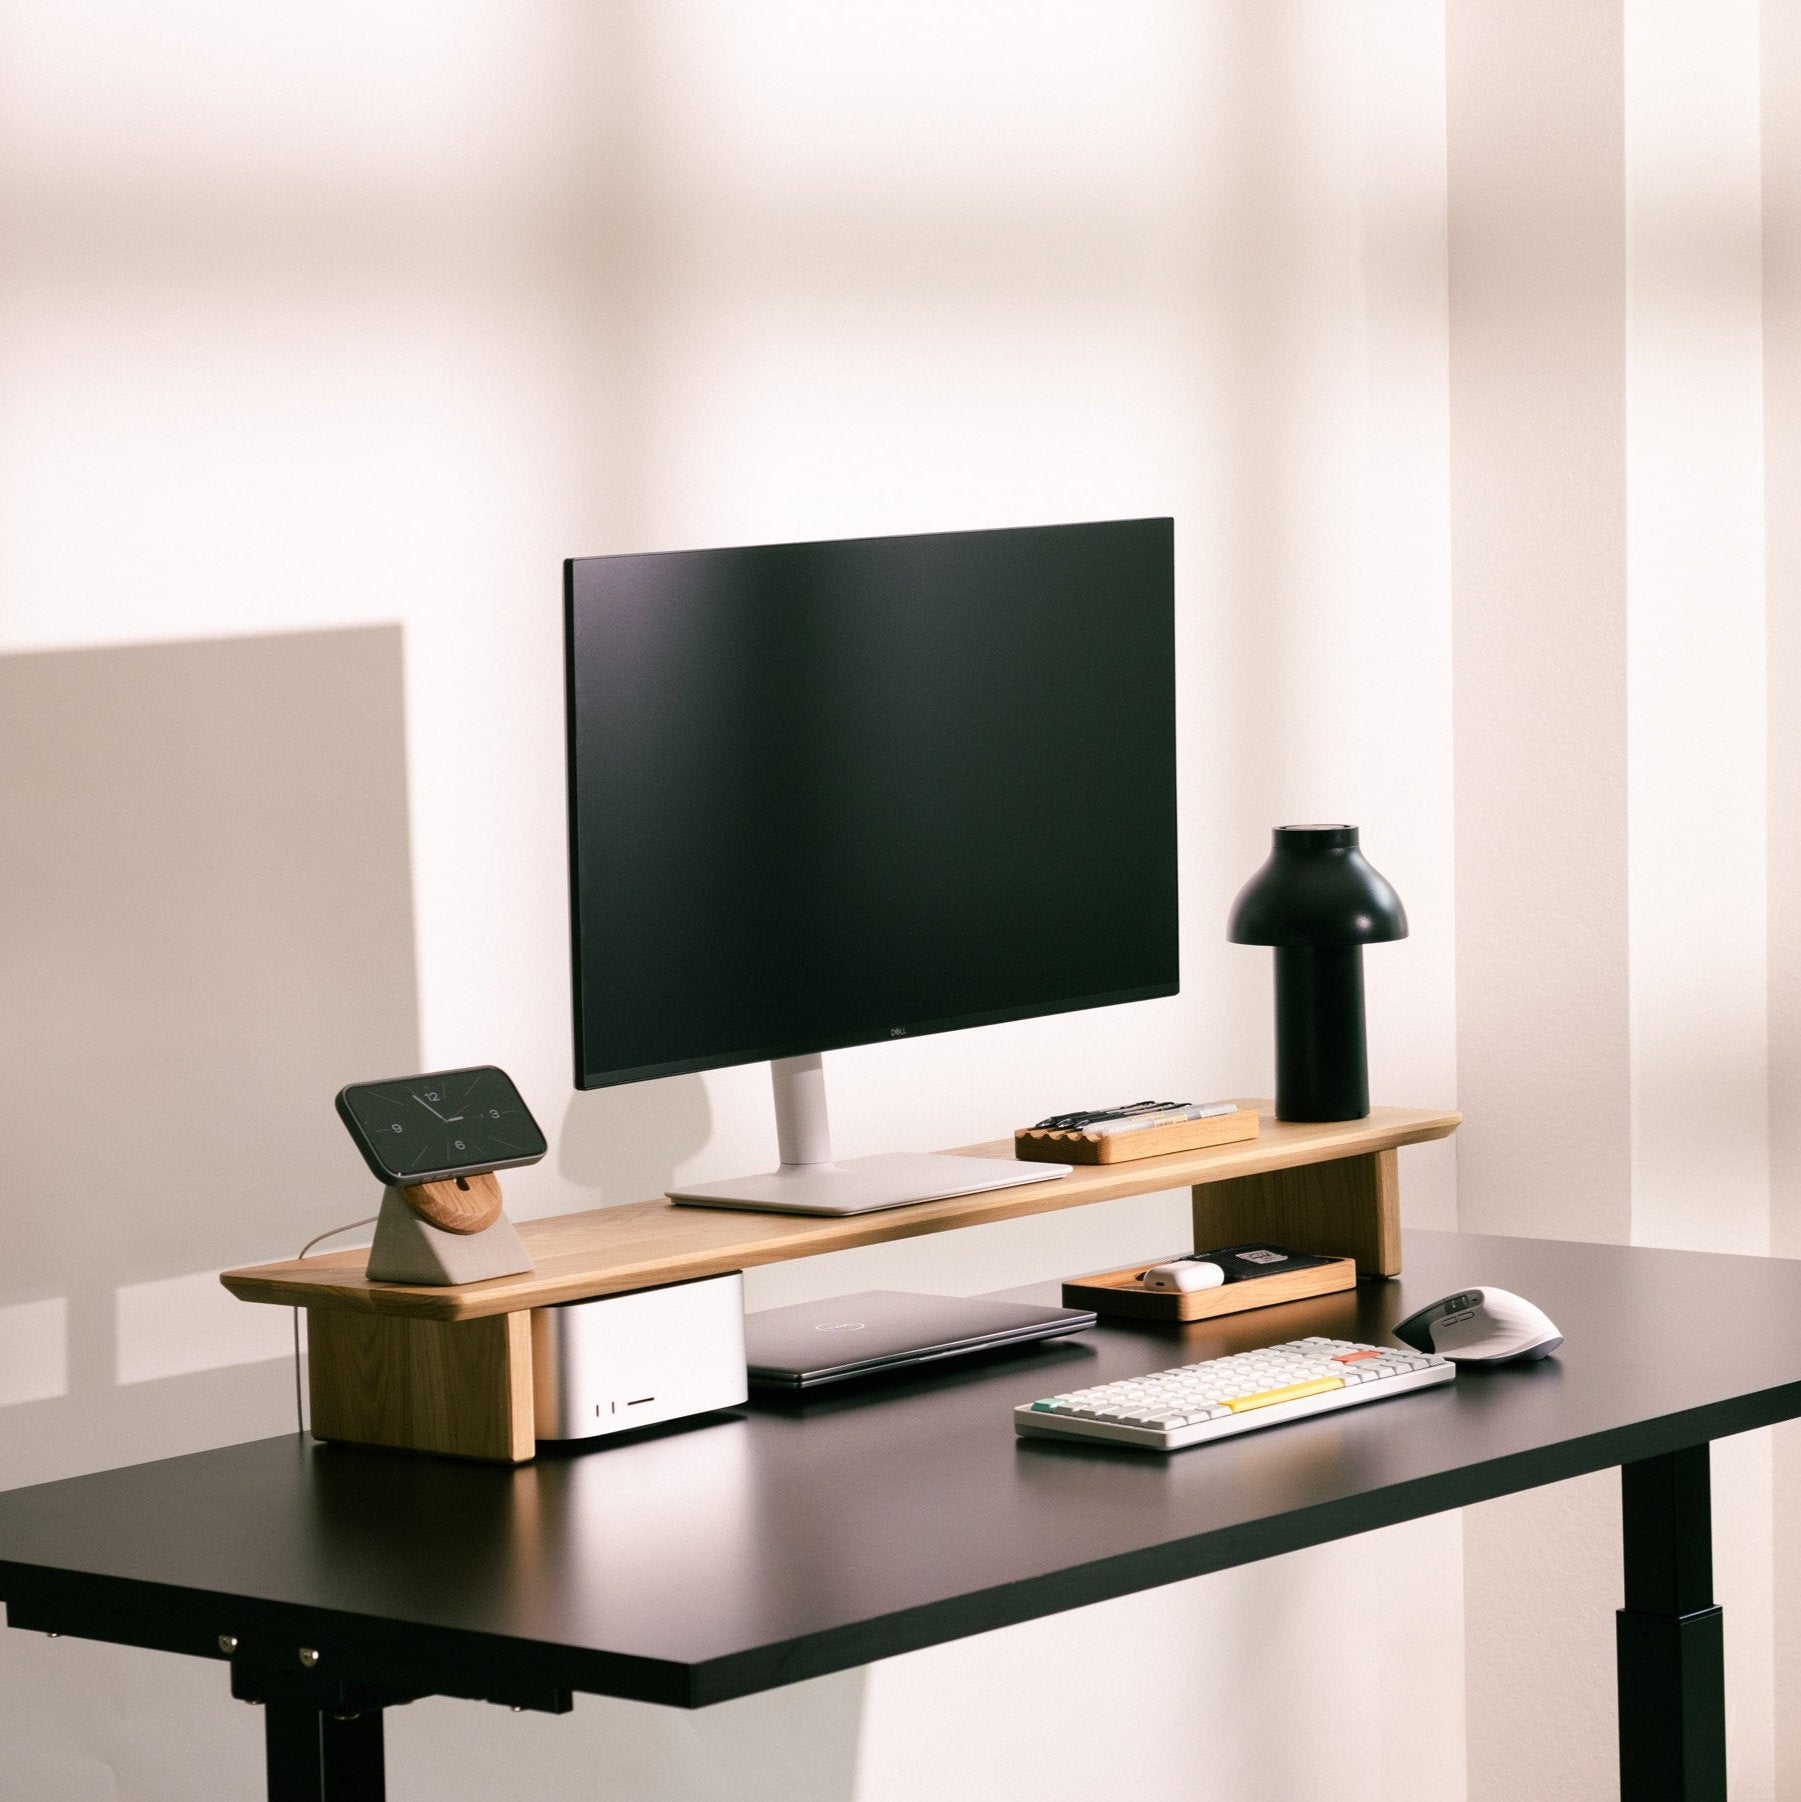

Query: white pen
[1084,1100,1237,1138]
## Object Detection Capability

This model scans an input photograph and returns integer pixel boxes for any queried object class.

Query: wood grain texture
[1062,1253,1357,1321]
[307,1309,535,1462]
[225,1104,1456,1321]
[399,1170,503,1235]
[1191,1147,1402,1278]
[1014,1106,1258,1165]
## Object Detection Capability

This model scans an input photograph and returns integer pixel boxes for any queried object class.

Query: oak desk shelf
[221,1102,1459,1463]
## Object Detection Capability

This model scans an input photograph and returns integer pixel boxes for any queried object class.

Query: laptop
[745,1290,1097,1390]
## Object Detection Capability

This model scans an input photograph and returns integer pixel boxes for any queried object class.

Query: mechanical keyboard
[1013,1335,1454,1451]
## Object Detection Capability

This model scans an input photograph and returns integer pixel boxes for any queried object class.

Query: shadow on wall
[558,1074,713,1207]
[0,626,420,1488]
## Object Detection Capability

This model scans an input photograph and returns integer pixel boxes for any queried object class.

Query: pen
[1032,1099,1181,1131]
[1083,1101,1236,1138]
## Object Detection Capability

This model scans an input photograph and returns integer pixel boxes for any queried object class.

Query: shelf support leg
[265,1699,386,1802]
[1189,1148,1401,1277]
[305,1308,536,1463]
[1617,1444,1726,1802]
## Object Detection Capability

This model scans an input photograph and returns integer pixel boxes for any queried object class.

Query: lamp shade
[1227,825,1408,948]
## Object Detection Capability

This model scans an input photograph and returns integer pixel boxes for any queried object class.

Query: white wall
[14,3,1801,1802]
[1766,1,1801,1793]
[0,5,1465,1801]
[1446,14,1629,1790]
[21,3,1801,1799]
[1450,3,1783,1798]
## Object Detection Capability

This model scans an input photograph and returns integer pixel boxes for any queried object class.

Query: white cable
[291,1215,379,1436]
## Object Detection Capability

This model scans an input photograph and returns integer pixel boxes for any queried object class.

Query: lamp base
[1274,944,1370,1122]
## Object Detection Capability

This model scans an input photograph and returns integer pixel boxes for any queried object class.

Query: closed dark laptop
[746,1290,1096,1390]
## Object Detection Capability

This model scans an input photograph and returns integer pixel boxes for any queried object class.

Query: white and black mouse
[1393,1287,1562,1364]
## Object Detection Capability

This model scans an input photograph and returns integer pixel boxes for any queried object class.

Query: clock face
[336,1065,548,1185]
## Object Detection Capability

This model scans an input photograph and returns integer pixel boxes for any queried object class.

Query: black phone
[335,1065,548,1186]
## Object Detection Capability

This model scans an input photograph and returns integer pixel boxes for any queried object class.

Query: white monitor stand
[667,1053,1070,1216]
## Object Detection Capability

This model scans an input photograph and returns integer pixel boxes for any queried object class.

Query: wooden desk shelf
[222,1101,1458,1463]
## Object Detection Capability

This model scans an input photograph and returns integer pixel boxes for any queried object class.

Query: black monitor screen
[565,517,1177,1089]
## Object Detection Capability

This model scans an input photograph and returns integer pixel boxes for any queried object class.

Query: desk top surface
[6,1230,1801,1708]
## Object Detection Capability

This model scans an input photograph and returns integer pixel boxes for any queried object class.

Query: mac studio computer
[563,516,1178,1216]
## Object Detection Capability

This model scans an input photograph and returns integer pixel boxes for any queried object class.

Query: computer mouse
[1141,1259,1226,1293]
[1392,1287,1562,1364]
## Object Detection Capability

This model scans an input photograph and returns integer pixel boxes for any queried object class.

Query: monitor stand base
[668,1151,1068,1217]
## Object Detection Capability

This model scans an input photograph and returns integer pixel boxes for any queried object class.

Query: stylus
[1086,1101,1236,1138]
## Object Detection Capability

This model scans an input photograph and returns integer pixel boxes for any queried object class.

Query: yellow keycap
[1224,1376,1345,1413]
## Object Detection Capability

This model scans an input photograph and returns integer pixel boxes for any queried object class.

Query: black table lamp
[1228,825,1408,1122]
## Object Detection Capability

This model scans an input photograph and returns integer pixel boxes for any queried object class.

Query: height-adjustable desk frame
[219,1102,1458,1464]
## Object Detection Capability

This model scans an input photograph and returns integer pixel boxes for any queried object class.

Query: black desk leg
[1617,1444,1726,1802]
[264,1699,386,1802]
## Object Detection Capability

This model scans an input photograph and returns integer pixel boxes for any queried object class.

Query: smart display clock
[336,1065,548,1188]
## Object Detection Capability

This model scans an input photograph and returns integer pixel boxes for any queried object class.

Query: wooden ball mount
[365,1167,534,1287]
[399,1169,504,1235]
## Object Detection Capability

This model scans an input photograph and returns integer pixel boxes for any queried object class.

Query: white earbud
[1142,1259,1226,1293]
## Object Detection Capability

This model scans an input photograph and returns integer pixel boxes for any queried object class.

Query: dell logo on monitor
[890,1027,906,1038]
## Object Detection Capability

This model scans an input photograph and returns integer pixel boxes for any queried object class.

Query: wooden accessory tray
[1015,1105,1259,1165]
[1063,1250,1357,1322]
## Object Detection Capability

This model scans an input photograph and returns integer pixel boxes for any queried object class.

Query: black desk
[3,1229,1794,1802]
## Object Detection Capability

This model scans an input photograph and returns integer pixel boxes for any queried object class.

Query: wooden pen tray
[1063,1251,1356,1322]
[1016,1105,1259,1166]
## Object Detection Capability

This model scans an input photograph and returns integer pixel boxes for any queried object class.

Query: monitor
[564,516,1177,1214]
